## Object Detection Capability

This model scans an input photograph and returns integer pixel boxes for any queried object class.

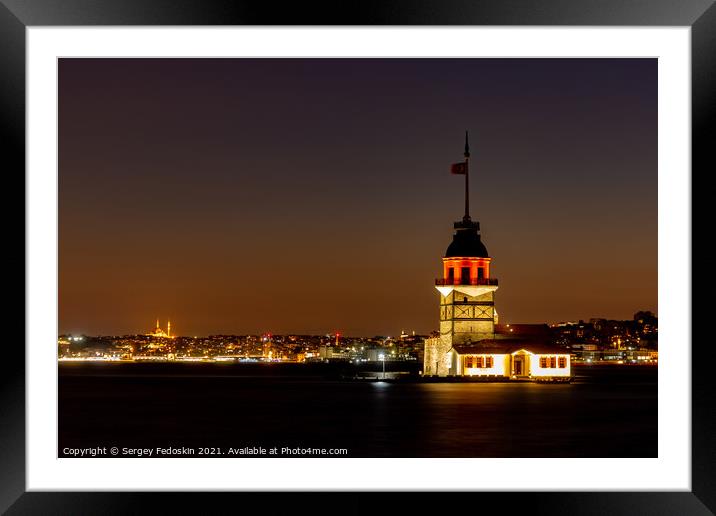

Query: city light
[57,310,656,369]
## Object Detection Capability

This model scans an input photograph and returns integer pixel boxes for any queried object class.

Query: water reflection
[59,363,656,458]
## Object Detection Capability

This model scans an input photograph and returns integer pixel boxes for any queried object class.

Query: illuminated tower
[424,132,499,376]
[147,318,168,338]
[167,320,171,338]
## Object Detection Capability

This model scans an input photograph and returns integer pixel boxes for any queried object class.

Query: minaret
[167,320,171,338]
[424,132,499,376]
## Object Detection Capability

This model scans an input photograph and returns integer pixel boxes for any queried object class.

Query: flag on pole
[450,162,467,175]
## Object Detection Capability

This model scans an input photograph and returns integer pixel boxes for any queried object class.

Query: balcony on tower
[435,277,499,286]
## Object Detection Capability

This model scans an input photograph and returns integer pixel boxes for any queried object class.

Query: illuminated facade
[261,334,273,359]
[147,319,173,338]
[423,134,571,381]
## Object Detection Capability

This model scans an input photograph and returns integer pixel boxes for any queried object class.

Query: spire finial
[464,131,470,220]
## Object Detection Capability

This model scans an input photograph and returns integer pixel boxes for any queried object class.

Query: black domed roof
[445,218,489,258]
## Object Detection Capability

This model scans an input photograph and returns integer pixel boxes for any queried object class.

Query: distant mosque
[423,133,571,381]
[147,319,173,338]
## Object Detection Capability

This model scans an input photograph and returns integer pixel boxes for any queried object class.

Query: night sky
[59,58,657,337]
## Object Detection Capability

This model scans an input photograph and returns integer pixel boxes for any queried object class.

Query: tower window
[558,356,567,368]
[477,268,485,279]
[461,267,470,283]
[463,296,468,303]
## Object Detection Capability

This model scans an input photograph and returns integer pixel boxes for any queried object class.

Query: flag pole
[464,130,470,221]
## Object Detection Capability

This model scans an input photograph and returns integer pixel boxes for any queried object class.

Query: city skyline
[59,308,657,339]
[59,58,657,336]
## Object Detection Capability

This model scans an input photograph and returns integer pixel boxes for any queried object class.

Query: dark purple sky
[59,58,657,336]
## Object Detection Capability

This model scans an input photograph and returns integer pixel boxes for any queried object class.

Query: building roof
[445,218,489,258]
[452,339,568,355]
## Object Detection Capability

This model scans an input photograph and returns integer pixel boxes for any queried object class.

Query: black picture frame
[4,1,711,513]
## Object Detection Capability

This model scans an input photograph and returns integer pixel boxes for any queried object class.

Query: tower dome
[445,219,489,258]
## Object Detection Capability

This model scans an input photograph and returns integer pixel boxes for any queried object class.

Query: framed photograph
[5,0,712,513]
